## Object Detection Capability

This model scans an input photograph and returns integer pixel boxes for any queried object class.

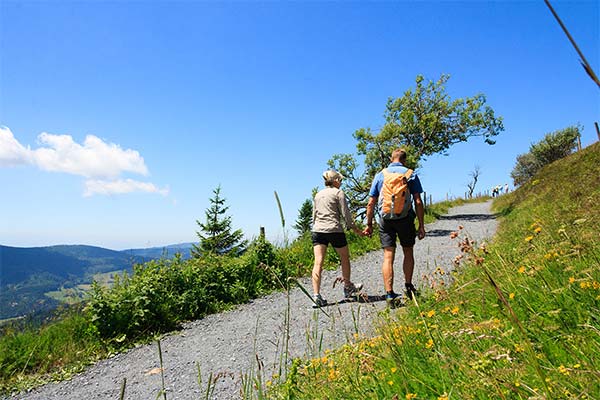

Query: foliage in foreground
[268,143,600,399]
[0,225,381,394]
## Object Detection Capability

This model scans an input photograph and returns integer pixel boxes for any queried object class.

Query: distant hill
[0,243,193,320]
[122,243,194,260]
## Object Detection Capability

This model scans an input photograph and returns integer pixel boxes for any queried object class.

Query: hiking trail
[12,201,498,400]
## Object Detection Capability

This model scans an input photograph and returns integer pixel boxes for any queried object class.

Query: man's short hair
[391,148,407,162]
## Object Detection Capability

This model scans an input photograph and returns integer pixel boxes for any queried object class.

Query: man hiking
[363,148,426,305]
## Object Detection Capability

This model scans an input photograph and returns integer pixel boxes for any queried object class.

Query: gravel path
[11,201,498,400]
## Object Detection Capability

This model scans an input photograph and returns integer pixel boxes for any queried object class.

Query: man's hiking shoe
[405,283,419,300]
[385,292,402,308]
[343,282,363,299]
[313,294,327,307]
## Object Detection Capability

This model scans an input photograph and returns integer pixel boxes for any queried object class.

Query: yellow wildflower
[391,367,397,373]
[534,227,542,233]
[574,363,581,369]
[525,236,534,243]
[388,380,394,386]
[266,380,272,387]
[518,266,526,274]
[569,276,575,284]
[406,394,417,399]
[509,292,515,299]
[451,306,459,315]
[438,394,449,400]
[427,310,436,318]
[515,381,521,387]
[426,339,434,349]
[558,365,570,375]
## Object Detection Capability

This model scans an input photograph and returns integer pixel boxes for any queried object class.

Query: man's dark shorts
[379,214,416,248]
[311,232,348,248]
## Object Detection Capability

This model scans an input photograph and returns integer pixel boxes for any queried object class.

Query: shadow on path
[427,229,454,237]
[312,294,397,309]
[438,213,498,222]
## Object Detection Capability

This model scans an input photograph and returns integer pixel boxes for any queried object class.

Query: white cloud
[0,126,32,166]
[84,179,169,197]
[1,127,168,197]
[32,132,148,178]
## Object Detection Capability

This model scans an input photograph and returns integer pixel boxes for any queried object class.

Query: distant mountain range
[0,242,194,320]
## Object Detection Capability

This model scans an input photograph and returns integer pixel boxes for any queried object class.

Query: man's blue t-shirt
[369,162,424,213]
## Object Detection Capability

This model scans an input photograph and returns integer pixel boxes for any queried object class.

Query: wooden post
[429,194,432,206]
[423,191,427,208]
[577,135,582,151]
[595,122,600,141]
[259,227,265,239]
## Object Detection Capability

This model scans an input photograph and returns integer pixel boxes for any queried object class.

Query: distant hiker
[492,186,499,197]
[311,170,364,307]
[504,183,509,194]
[363,148,425,305]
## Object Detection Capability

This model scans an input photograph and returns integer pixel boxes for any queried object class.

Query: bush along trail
[8,200,497,400]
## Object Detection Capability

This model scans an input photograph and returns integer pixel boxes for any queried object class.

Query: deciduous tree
[329,74,504,218]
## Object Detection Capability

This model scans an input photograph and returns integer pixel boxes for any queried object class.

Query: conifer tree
[192,186,247,257]
[293,199,313,235]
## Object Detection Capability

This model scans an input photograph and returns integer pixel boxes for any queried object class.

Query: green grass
[266,143,600,399]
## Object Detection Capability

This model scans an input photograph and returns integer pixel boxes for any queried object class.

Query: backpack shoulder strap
[404,169,413,179]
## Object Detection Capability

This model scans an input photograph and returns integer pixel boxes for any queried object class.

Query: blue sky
[1,1,598,250]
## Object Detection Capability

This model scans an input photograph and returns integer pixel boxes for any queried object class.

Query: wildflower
[573,363,581,369]
[438,394,449,400]
[580,281,592,289]
[391,367,397,373]
[558,365,570,376]
[525,236,534,243]
[328,369,337,380]
[266,380,272,387]
[515,381,521,387]
[406,394,417,399]
[451,306,459,315]
[426,310,436,318]
[534,227,542,234]
[569,276,575,284]
[509,292,515,299]
[388,380,394,386]
[518,266,526,274]
[426,339,434,349]
[514,343,524,353]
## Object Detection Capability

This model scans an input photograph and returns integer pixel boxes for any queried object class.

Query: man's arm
[413,193,425,240]
[363,196,377,236]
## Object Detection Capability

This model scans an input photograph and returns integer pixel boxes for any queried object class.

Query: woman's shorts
[311,232,348,248]
[379,216,416,248]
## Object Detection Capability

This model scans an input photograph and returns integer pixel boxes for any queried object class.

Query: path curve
[12,201,498,400]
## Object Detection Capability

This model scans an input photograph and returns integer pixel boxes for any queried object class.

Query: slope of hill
[0,245,150,320]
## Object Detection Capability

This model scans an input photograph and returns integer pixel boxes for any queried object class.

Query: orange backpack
[380,168,413,219]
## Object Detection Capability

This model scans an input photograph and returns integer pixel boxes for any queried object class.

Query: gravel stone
[10,201,497,400]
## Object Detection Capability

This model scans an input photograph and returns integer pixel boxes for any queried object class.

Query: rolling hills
[0,243,193,320]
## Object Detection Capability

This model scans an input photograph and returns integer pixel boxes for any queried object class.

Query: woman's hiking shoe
[385,291,402,308]
[313,294,327,307]
[405,283,419,300]
[343,282,364,299]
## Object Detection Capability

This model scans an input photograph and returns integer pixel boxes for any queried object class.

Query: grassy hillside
[267,142,600,399]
